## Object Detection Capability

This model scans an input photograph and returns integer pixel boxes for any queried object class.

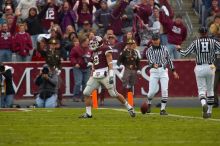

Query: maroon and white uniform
[92,45,112,69]
[91,45,112,78]
[83,44,119,97]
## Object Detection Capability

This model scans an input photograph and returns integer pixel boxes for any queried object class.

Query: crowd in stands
[193,0,220,28]
[0,0,188,63]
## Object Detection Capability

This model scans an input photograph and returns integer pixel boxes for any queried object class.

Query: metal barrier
[184,12,194,36]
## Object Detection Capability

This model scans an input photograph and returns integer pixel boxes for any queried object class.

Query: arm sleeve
[35,75,43,86]
[166,48,175,71]
[47,74,58,87]
[215,40,220,52]
[180,41,196,57]
[117,51,125,66]
[146,48,154,67]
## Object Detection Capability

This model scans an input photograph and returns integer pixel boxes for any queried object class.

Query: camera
[0,12,3,18]
[42,66,49,74]
[0,64,5,73]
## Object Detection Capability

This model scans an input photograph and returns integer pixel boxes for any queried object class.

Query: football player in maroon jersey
[79,36,135,118]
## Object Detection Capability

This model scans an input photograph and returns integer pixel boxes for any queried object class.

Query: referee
[177,27,220,118]
[145,33,179,115]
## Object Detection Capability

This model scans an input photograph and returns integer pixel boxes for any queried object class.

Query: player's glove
[137,70,141,75]
[109,69,114,84]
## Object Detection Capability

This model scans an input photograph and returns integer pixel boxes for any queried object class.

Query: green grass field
[0,107,220,146]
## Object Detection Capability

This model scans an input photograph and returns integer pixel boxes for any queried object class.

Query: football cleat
[146,104,151,113]
[202,104,208,119]
[160,110,168,115]
[128,108,136,117]
[78,113,92,119]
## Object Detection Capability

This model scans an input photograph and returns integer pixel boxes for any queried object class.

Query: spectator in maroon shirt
[160,11,187,59]
[133,0,152,25]
[110,0,134,42]
[70,36,91,102]
[0,10,18,62]
[74,0,93,32]
[12,23,33,62]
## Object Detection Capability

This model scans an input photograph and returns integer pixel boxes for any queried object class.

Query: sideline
[99,108,220,122]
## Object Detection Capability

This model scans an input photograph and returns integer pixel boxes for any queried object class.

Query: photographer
[0,62,15,108]
[35,64,58,108]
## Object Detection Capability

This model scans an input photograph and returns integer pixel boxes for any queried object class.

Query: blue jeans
[36,94,58,108]
[73,67,90,99]
[31,35,39,50]
[0,94,14,108]
[26,34,39,61]
[166,44,181,59]
[0,49,12,62]
[160,34,168,46]
[16,54,29,62]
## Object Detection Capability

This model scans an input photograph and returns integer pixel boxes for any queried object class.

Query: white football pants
[194,64,215,98]
[147,67,169,99]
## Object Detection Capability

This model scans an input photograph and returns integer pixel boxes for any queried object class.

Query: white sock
[124,101,132,110]
[207,105,213,114]
[200,99,207,106]
[161,103,166,111]
[86,106,92,116]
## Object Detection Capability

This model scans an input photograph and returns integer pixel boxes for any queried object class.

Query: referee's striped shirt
[180,37,220,64]
[146,45,175,71]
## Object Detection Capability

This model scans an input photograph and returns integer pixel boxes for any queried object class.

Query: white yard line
[101,108,220,122]
[18,108,32,112]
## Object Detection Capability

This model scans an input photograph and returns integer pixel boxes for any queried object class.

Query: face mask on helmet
[89,36,103,51]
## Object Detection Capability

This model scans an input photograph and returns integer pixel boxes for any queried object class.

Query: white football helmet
[89,36,103,51]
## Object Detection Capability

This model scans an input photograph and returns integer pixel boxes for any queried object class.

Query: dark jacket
[117,48,140,70]
[35,70,58,96]
[25,15,44,35]
[45,49,62,70]
[0,66,15,95]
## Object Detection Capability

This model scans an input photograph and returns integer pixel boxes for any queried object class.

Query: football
[140,102,148,114]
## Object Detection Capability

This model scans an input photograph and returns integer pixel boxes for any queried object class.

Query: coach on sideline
[177,27,220,118]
